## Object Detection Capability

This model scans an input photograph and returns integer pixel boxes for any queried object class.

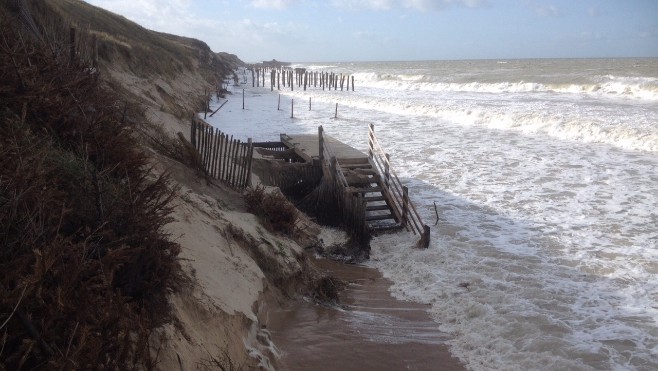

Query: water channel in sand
[264,258,465,370]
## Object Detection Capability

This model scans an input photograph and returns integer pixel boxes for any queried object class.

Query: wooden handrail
[368,124,426,236]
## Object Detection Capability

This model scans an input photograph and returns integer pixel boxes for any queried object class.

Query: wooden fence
[367,124,430,247]
[190,119,254,190]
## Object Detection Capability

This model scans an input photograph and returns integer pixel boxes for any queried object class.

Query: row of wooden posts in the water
[248,67,355,92]
[202,89,343,120]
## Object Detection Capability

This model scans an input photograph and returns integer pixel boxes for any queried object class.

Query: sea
[205,58,658,370]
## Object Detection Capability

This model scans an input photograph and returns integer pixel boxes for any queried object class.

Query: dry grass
[0,12,182,370]
[244,185,300,236]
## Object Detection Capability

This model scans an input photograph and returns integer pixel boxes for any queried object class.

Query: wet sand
[265,258,466,370]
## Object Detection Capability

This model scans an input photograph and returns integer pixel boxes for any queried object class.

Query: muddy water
[265,258,465,371]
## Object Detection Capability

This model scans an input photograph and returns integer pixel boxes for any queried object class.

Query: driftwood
[208,99,228,117]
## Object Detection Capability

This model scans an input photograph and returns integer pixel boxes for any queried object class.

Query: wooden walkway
[280,133,366,164]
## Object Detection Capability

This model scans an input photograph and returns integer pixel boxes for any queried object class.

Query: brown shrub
[0,16,181,370]
[244,185,299,235]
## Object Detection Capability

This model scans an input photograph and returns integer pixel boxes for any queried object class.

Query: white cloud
[330,0,395,11]
[85,0,197,33]
[330,0,486,11]
[250,0,299,9]
[402,0,487,11]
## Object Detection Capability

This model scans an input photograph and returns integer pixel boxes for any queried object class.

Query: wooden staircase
[339,157,402,231]
[285,125,430,247]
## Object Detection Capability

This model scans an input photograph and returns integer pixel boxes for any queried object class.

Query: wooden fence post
[334,103,338,119]
[402,186,409,228]
[244,138,254,188]
[318,126,324,163]
[213,129,222,178]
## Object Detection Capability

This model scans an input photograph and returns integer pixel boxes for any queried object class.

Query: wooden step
[348,182,378,188]
[371,223,403,232]
[365,213,395,222]
[364,196,386,202]
[348,186,383,194]
[340,163,372,169]
[337,158,371,165]
[366,205,390,212]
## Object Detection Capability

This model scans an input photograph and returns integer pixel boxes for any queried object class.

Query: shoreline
[264,255,466,370]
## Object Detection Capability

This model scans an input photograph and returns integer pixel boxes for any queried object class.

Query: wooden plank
[366,214,395,221]
[366,205,390,212]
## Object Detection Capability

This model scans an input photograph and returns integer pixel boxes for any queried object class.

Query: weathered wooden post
[252,69,255,87]
[271,70,274,91]
[347,75,350,91]
[384,153,391,189]
[417,225,431,249]
[368,123,374,159]
[245,138,254,188]
[278,94,281,110]
[318,125,324,163]
[204,88,208,119]
[303,72,307,91]
[334,103,338,119]
[242,89,245,109]
[309,97,312,111]
[291,99,294,118]
[352,76,355,91]
[330,156,338,183]
[402,186,409,228]
[262,68,266,87]
[277,70,280,90]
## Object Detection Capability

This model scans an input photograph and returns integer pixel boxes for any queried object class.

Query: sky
[84,0,658,62]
